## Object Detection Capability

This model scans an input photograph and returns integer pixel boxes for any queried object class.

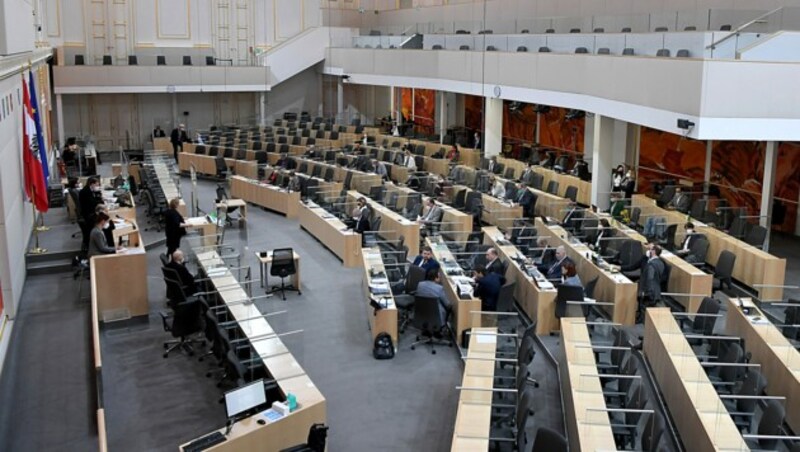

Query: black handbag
[372,333,394,360]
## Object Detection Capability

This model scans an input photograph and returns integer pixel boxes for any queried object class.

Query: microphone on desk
[224,419,233,436]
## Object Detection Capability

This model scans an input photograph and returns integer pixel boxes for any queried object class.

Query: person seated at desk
[402,150,417,171]
[61,141,78,166]
[447,145,460,163]
[560,261,583,289]
[152,125,166,138]
[412,246,440,272]
[473,267,502,311]
[371,159,388,181]
[667,186,691,213]
[304,144,317,159]
[487,156,500,174]
[675,222,700,257]
[346,197,371,243]
[609,192,626,219]
[415,269,452,324]
[361,131,369,146]
[275,153,290,169]
[539,246,572,281]
[165,198,188,257]
[503,182,518,201]
[530,237,552,263]
[166,249,199,296]
[520,163,535,185]
[562,202,581,231]
[88,213,120,258]
[95,204,116,248]
[589,219,611,254]
[287,171,301,192]
[490,176,505,198]
[484,248,504,275]
[571,157,590,181]
[419,198,443,229]
[637,243,665,323]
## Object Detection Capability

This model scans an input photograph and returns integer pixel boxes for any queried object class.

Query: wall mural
[539,107,585,153]
[502,101,537,146]
[638,126,800,233]
[400,87,436,135]
[464,94,483,134]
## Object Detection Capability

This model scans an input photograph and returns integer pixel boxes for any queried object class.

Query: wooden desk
[560,318,617,451]
[347,190,420,257]
[592,212,713,314]
[481,193,523,230]
[483,227,559,334]
[185,250,326,451]
[297,200,363,267]
[153,137,171,153]
[178,151,218,176]
[217,199,247,221]
[451,327,497,451]
[257,250,301,291]
[725,297,800,433]
[532,166,591,206]
[537,218,637,325]
[424,157,451,177]
[644,307,749,451]
[184,216,218,247]
[90,219,148,321]
[362,248,398,349]
[427,236,482,341]
[230,176,301,219]
[631,194,786,302]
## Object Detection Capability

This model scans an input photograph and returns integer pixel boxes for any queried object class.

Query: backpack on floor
[373,332,394,360]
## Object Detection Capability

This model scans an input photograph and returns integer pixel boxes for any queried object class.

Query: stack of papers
[369,282,391,295]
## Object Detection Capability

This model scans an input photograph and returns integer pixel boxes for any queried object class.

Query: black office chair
[677,296,719,337]
[74,54,85,65]
[530,427,567,452]
[214,156,228,180]
[182,56,192,66]
[206,56,216,66]
[744,225,767,248]
[556,284,588,319]
[128,55,138,65]
[157,55,166,65]
[546,180,559,195]
[393,265,426,333]
[267,248,301,300]
[712,250,736,292]
[724,369,767,432]
[564,185,578,202]
[685,235,709,265]
[659,224,678,250]
[409,296,453,354]
[102,55,112,65]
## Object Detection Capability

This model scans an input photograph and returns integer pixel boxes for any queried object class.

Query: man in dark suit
[166,249,198,295]
[513,182,535,216]
[153,125,166,138]
[411,246,440,273]
[520,163,535,185]
[170,123,189,161]
[484,248,504,275]
[542,246,573,281]
[79,177,103,249]
[675,222,700,257]
[164,198,187,257]
[668,187,691,213]
[473,267,502,311]
[637,244,666,322]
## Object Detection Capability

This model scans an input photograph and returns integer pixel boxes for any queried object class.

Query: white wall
[0,0,35,55]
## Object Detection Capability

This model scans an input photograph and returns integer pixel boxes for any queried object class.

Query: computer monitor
[224,379,267,419]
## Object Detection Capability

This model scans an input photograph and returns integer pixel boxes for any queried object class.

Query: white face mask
[686,229,694,234]
[102,222,109,230]
[646,250,652,258]
[92,185,101,192]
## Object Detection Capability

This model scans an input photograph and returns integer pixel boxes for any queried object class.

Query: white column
[438,91,446,143]
[590,114,615,210]
[704,140,713,195]
[259,92,266,126]
[761,141,778,250]
[337,79,344,120]
[583,114,594,155]
[484,97,503,157]
[389,85,396,121]
[56,94,65,147]
[611,119,629,166]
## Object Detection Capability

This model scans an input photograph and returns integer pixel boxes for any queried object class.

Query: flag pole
[28,185,47,255]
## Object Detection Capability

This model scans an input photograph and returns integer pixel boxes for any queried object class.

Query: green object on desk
[287,393,297,412]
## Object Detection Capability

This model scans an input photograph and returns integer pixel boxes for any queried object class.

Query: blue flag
[28,71,49,183]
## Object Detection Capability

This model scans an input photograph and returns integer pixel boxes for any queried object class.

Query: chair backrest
[575,47,589,54]
[546,180,559,195]
[183,55,192,65]
[720,24,732,31]
[694,297,719,334]
[496,282,516,312]
[654,26,669,32]
[744,224,767,248]
[538,46,551,53]
[432,44,443,50]
[584,276,599,300]
[736,369,767,413]
[405,265,426,293]
[128,55,138,65]
[556,284,586,319]
[715,250,736,280]
[676,49,690,58]
[531,427,567,452]
[161,266,187,304]
[570,28,581,33]
[102,55,112,65]
[656,48,671,57]
[486,45,497,51]
[516,46,528,52]
[75,54,85,65]
[157,55,166,65]
[564,185,578,202]
[758,400,785,450]
[622,47,635,55]
[412,296,444,332]
[206,56,215,65]
[689,235,709,262]
[597,47,611,55]
[270,248,296,277]
[459,45,470,50]
[641,411,665,452]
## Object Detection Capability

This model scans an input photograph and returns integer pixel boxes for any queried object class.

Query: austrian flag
[22,74,48,213]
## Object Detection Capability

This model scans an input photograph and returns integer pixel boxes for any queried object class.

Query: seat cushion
[394,294,415,309]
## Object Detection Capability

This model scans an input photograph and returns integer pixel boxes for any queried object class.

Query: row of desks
[297,200,363,268]
[183,250,326,451]
[346,190,421,257]
[451,327,497,451]
[631,194,786,302]
[498,156,591,206]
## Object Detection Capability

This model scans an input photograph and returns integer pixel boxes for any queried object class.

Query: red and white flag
[22,75,48,213]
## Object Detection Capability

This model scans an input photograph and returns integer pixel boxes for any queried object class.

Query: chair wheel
[163,344,168,349]
[432,349,436,354]
[187,351,194,357]
[216,382,222,388]
[198,357,204,362]
[163,353,168,358]
[205,372,212,378]
[411,346,416,350]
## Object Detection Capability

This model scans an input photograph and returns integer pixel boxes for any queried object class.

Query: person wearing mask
[170,123,189,161]
[487,156,499,174]
[473,132,481,150]
[403,149,417,171]
[637,243,665,322]
[560,261,582,288]
[79,177,104,250]
[513,182,535,216]
[609,191,626,219]
[165,249,198,296]
[541,246,572,281]
[415,269,452,324]
[447,145,460,162]
[531,237,554,266]
[348,197,371,243]
[412,246,440,272]
[61,141,78,166]
[612,164,626,192]
[362,132,369,146]
[590,219,611,255]
[372,159,388,181]
[572,157,590,181]
[95,204,116,248]
[88,213,119,258]
[621,169,636,199]
[473,267,502,311]
[520,163,535,185]
[675,222,700,257]
[165,198,188,257]
[152,125,166,138]
[490,176,505,199]
[484,248,504,275]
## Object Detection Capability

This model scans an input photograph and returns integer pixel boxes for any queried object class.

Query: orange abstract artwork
[539,107,584,153]
[400,88,436,136]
